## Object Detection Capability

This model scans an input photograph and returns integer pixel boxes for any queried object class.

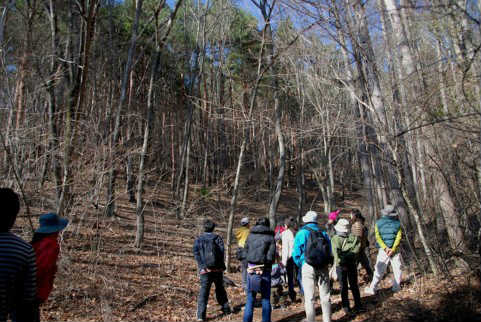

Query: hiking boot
[392,285,401,293]
[222,305,232,315]
[364,286,375,295]
[353,305,366,313]
[289,292,297,303]
[342,307,351,315]
[196,318,204,322]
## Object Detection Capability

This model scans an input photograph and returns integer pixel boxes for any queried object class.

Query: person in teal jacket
[292,211,332,322]
[365,204,403,295]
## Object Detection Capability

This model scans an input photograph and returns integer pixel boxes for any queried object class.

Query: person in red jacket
[31,213,68,304]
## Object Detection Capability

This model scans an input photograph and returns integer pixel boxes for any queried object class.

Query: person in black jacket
[193,219,231,322]
[243,217,276,322]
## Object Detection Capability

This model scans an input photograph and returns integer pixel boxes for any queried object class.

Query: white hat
[334,218,350,233]
[240,217,249,226]
[381,204,398,217]
[302,210,318,223]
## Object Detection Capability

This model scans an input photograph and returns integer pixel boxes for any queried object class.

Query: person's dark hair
[0,188,20,232]
[285,217,297,229]
[352,209,365,222]
[256,217,270,227]
[203,219,216,232]
[31,232,52,244]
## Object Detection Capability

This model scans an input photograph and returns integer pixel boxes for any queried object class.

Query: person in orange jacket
[31,213,68,304]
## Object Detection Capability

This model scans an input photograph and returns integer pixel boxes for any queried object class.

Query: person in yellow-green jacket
[235,217,250,293]
[365,205,403,295]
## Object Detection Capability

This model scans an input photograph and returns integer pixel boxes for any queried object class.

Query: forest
[0,0,480,321]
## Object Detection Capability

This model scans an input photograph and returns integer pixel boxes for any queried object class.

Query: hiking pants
[286,257,297,301]
[370,248,402,291]
[241,258,248,294]
[243,269,272,322]
[296,264,304,295]
[302,263,331,322]
[338,264,361,309]
[197,271,229,320]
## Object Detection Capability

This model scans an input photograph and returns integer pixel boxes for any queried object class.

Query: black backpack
[202,235,225,269]
[304,226,331,268]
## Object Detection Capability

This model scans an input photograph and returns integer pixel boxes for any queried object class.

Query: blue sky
[237,0,265,25]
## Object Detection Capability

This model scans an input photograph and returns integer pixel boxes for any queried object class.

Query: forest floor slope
[13,182,481,321]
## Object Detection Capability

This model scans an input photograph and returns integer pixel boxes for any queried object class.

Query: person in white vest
[281,217,298,302]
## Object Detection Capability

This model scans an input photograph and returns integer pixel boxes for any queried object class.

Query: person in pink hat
[326,209,341,237]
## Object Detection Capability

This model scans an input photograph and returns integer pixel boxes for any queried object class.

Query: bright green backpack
[338,235,361,265]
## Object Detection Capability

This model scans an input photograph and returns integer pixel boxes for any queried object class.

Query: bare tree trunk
[351,0,411,229]
[58,0,99,216]
[180,139,190,218]
[327,148,335,211]
[126,70,136,203]
[174,49,198,199]
[297,149,305,221]
[0,0,14,47]
[478,33,481,256]
[2,0,14,171]
[105,0,143,217]
[10,0,37,183]
[226,138,246,273]
[170,112,176,188]
[295,78,306,222]
[41,0,62,202]
[384,0,467,252]
[333,6,375,220]
[217,71,227,181]
[134,49,160,248]
[225,25,268,270]
[268,96,285,229]
[261,5,284,230]
[202,104,210,189]
[174,93,194,200]
[378,0,421,216]
[126,153,136,202]
[313,169,328,213]
[134,0,182,243]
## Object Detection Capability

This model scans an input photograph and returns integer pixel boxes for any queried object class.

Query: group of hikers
[0,188,68,322]
[0,184,404,322]
[193,205,403,322]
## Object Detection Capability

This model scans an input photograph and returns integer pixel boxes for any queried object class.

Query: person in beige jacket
[350,209,373,281]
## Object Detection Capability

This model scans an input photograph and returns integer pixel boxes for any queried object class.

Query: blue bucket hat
[36,213,69,234]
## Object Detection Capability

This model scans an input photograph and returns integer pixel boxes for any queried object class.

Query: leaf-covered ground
[14,183,481,321]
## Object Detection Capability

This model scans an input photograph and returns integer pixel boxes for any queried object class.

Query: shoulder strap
[305,226,325,240]
[341,237,347,249]
[213,234,223,247]
[305,226,314,233]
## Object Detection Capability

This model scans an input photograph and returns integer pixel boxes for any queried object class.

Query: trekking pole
[0,131,34,233]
